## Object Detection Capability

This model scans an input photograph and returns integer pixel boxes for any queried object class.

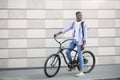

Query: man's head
[76,11,82,21]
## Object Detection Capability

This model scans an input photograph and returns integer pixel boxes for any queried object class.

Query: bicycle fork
[51,55,59,67]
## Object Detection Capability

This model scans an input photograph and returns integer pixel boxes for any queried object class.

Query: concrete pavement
[0,65,120,80]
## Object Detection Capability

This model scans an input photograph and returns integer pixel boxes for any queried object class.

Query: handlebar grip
[54,34,56,38]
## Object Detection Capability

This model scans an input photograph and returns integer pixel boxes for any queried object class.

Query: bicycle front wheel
[44,54,61,77]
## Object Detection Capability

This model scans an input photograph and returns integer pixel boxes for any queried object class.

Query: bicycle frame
[56,49,77,66]
[54,36,78,66]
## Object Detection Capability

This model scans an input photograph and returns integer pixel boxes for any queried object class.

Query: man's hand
[54,34,58,37]
[81,41,86,50]
[81,44,85,50]
[54,32,62,37]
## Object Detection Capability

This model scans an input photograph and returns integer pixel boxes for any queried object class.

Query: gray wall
[0,0,120,68]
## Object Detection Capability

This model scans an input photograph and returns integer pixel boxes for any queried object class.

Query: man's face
[76,13,82,20]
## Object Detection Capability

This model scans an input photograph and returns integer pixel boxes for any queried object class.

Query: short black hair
[76,11,81,15]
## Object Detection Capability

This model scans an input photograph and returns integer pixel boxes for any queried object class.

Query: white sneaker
[75,71,85,77]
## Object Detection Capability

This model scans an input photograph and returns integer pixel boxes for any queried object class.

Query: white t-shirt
[74,21,81,41]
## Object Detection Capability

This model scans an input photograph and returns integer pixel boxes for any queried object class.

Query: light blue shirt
[61,20,88,45]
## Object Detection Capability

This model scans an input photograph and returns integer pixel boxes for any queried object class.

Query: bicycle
[44,36,96,77]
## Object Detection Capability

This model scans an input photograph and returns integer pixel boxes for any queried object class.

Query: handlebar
[54,35,61,45]
[54,35,73,46]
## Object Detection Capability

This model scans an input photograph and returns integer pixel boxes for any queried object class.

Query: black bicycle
[44,36,95,77]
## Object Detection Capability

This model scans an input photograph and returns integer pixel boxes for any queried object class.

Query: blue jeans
[66,39,83,71]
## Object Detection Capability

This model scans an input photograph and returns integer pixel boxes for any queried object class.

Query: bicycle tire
[44,54,61,77]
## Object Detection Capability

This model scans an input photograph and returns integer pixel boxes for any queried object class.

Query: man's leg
[77,45,83,71]
[66,41,76,63]
[75,45,84,77]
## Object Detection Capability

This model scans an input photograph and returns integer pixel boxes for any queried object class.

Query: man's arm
[54,21,74,37]
[54,31,62,37]
[83,22,88,42]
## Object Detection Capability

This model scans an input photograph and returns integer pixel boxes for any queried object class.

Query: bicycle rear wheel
[77,51,95,73]
[44,54,61,77]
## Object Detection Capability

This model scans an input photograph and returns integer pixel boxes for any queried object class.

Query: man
[54,11,88,77]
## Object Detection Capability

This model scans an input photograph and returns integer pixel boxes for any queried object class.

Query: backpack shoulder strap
[81,22,84,40]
